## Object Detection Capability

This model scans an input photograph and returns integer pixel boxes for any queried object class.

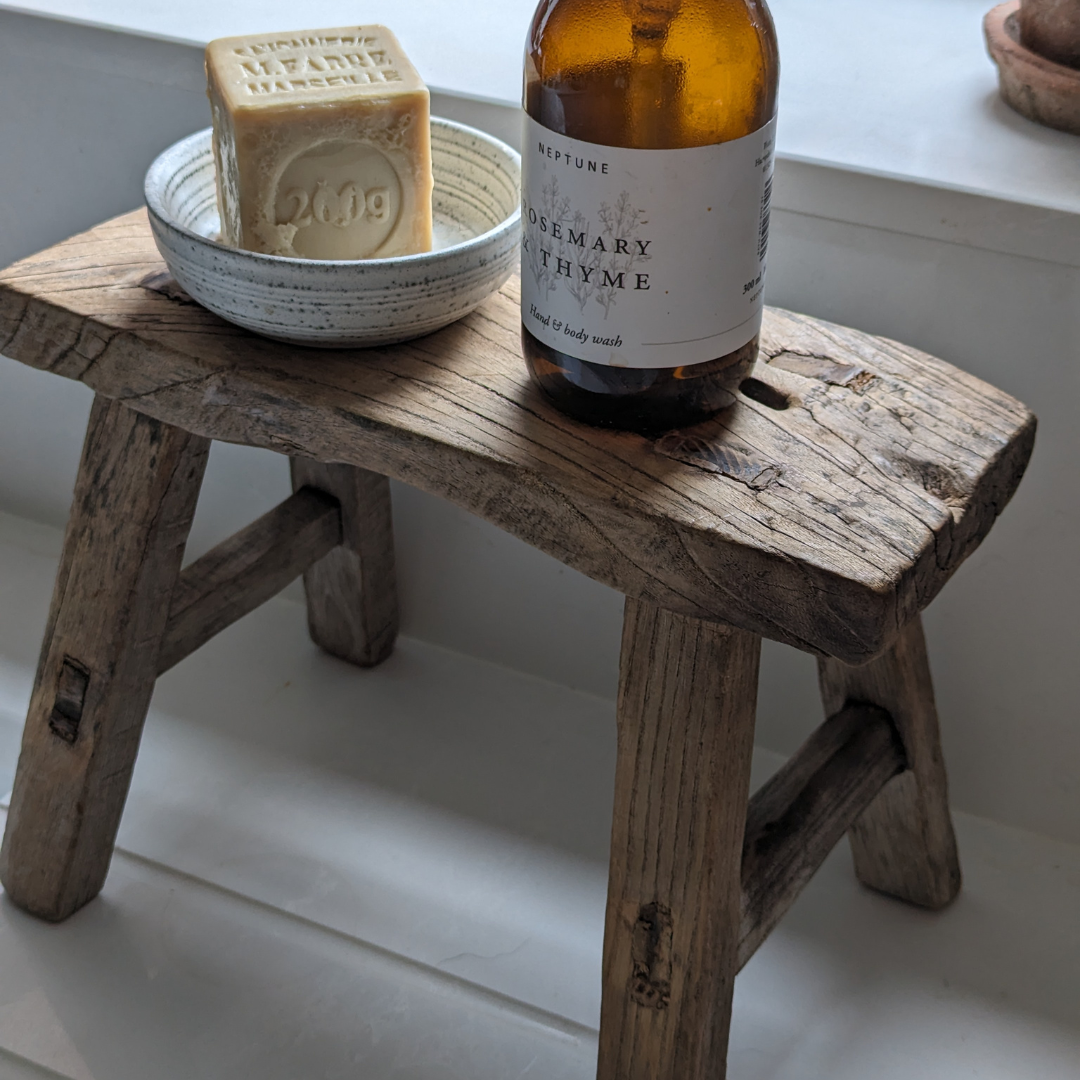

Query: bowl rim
[144,116,522,270]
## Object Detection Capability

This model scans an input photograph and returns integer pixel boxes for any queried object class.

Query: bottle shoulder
[527,0,778,72]
[525,0,778,148]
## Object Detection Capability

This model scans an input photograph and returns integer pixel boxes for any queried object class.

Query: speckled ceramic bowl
[144,118,521,347]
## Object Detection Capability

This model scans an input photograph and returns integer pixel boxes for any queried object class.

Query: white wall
[1,8,1077,846]
[765,208,1080,849]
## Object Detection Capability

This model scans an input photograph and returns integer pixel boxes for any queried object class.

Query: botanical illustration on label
[521,115,776,369]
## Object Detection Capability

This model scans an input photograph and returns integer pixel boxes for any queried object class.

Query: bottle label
[520,114,775,369]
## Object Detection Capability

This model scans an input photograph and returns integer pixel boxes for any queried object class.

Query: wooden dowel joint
[47,657,91,744]
[629,901,674,1010]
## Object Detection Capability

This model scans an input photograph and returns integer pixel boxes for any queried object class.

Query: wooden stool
[0,211,1035,1079]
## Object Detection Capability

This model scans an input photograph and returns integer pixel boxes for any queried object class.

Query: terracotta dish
[985,0,1080,135]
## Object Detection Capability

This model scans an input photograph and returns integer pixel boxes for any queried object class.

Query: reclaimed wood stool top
[0,210,1035,664]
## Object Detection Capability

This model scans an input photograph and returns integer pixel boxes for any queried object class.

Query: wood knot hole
[48,658,91,744]
[739,377,791,410]
[892,457,971,506]
[630,901,673,1009]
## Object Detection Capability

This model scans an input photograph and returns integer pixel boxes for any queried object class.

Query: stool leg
[599,599,760,1080]
[818,614,961,909]
[0,397,208,921]
[289,458,398,667]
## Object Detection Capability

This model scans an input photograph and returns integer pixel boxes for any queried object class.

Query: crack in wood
[137,270,198,305]
[654,432,783,489]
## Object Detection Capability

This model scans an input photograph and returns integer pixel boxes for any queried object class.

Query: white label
[521,115,775,369]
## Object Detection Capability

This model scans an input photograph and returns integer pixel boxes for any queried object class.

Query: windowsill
[3,0,1078,222]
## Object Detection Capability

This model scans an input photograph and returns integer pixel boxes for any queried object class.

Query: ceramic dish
[144,118,521,347]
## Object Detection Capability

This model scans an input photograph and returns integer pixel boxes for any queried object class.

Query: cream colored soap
[205,25,433,260]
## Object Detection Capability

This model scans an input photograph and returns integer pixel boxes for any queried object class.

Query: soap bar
[205,26,433,260]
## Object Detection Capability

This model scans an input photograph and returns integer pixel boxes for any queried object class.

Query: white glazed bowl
[144,119,521,347]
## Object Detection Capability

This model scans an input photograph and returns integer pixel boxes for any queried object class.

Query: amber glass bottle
[521,0,779,433]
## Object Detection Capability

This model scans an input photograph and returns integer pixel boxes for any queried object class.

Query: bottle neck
[624,0,682,40]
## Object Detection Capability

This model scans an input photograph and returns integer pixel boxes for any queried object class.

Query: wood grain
[819,615,962,908]
[0,396,208,921]
[599,599,760,1080]
[158,485,343,674]
[289,458,398,667]
[739,703,906,967]
[0,210,1036,663]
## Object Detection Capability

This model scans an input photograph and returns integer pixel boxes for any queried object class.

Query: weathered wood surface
[0,397,208,921]
[819,615,962,908]
[290,459,399,667]
[158,485,343,674]
[739,703,906,967]
[600,599,760,1080]
[0,210,1036,662]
